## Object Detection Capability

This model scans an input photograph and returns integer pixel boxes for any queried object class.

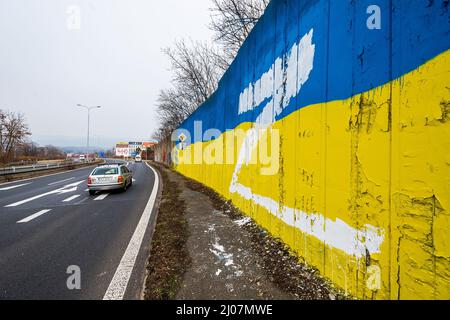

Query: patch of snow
[212,243,225,252]
[225,283,234,293]
[225,259,234,267]
[210,239,234,269]
[234,217,251,226]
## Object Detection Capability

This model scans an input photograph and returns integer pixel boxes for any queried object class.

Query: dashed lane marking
[74,197,89,205]
[94,193,109,201]
[17,209,52,223]
[62,195,81,202]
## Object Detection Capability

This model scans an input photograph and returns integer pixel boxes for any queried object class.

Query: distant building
[115,143,130,157]
[128,142,143,157]
[114,141,155,158]
[142,142,156,149]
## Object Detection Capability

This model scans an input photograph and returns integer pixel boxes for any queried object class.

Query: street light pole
[76,104,101,162]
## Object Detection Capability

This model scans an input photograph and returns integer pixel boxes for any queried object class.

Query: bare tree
[163,39,228,107]
[0,109,31,163]
[16,142,65,161]
[152,1,269,142]
[209,0,269,61]
[156,89,192,130]
[17,140,39,158]
[154,40,228,141]
[43,145,65,160]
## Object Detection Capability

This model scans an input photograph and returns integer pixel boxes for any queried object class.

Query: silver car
[87,164,132,195]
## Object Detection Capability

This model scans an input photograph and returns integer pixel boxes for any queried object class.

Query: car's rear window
[92,167,118,176]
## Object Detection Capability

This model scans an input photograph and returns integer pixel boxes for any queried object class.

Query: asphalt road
[0,159,158,300]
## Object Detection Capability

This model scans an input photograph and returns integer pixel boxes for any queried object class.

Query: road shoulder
[144,163,347,300]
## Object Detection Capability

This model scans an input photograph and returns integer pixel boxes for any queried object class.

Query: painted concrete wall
[156,0,450,299]
[154,137,174,165]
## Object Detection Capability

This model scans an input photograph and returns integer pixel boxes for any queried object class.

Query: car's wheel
[89,190,96,196]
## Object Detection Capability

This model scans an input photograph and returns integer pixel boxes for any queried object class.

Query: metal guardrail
[0,161,97,176]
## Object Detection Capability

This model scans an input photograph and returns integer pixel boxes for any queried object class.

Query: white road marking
[74,197,89,205]
[94,193,109,201]
[103,162,159,300]
[17,209,52,223]
[63,195,81,202]
[84,189,89,192]
[48,177,75,186]
[5,181,84,207]
[0,183,32,191]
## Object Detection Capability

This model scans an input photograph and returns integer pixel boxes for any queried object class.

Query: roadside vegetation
[144,163,191,300]
[0,109,65,166]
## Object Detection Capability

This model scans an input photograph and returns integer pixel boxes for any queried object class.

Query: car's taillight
[88,177,92,184]
[118,176,123,183]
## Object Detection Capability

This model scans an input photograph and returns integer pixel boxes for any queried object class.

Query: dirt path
[145,163,345,300]
[174,172,292,299]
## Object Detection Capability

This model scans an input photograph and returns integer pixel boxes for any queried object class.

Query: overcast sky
[0,0,214,148]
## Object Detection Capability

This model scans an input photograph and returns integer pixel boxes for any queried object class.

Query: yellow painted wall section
[172,51,450,299]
